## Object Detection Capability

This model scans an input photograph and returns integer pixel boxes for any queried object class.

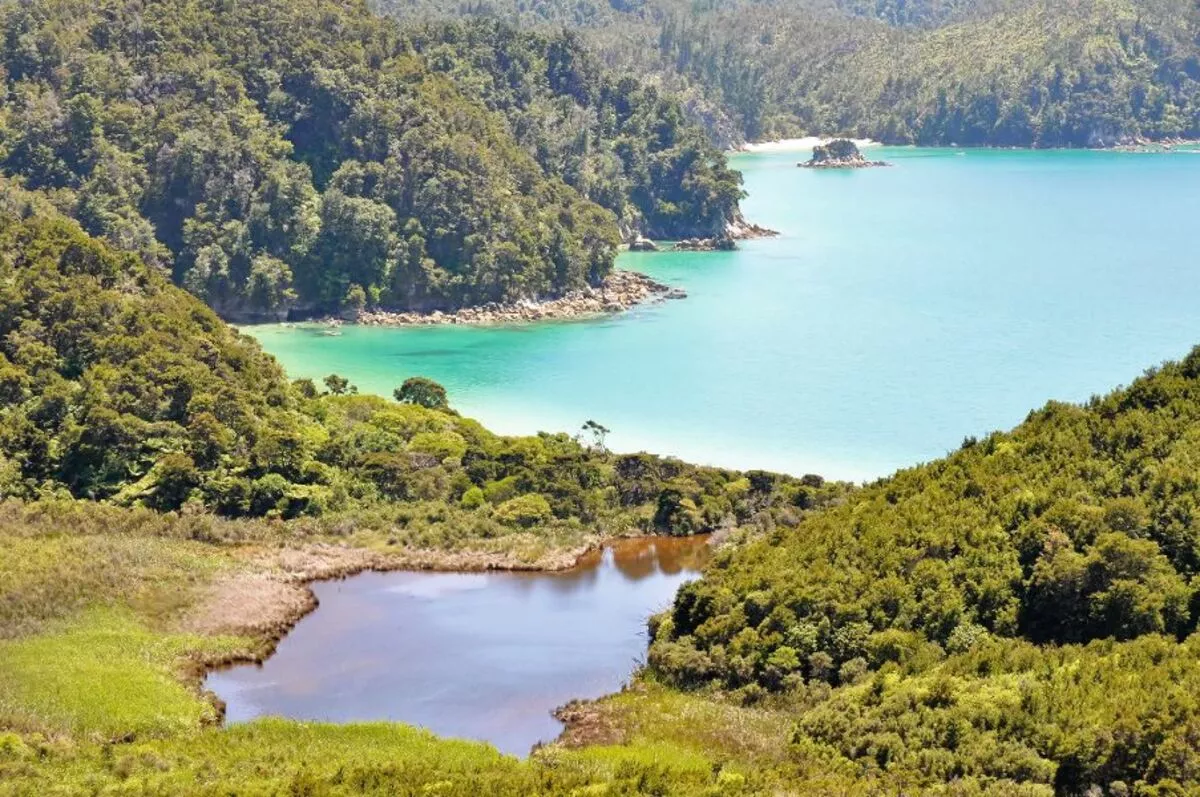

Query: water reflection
[206,535,709,756]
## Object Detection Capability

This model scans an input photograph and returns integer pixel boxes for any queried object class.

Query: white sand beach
[737,136,880,153]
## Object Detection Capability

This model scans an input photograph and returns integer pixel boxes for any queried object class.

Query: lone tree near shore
[395,377,449,410]
[323,374,354,395]
[581,419,611,451]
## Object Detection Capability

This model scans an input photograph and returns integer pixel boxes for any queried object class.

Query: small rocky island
[798,139,889,168]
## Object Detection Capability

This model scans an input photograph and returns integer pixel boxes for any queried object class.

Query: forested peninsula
[0,0,742,321]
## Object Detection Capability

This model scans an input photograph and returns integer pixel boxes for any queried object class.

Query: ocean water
[247,147,1200,481]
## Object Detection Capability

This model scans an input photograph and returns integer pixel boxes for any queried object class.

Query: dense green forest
[649,348,1200,791]
[376,0,1200,147]
[0,0,741,321]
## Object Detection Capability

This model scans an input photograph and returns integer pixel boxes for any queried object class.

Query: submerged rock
[798,139,889,169]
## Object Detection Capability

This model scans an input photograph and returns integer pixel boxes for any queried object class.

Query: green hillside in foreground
[376,0,1200,148]
[650,346,1200,791]
[0,0,741,321]
[2,200,1200,794]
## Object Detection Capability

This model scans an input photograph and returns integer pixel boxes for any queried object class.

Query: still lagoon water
[207,537,709,755]
[248,147,1200,481]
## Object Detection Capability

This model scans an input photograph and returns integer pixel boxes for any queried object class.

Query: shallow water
[206,536,709,755]
[248,146,1200,481]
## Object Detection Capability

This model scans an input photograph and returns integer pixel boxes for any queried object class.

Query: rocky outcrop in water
[672,236,737,252]
[799,139,889,169]
[726,217,779,239]
[623,212,777,253]
[352,270,684,326]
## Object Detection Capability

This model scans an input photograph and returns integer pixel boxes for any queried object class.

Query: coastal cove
[205,536,710,756]
[7,0,1200,790]
[246,146,1200,481]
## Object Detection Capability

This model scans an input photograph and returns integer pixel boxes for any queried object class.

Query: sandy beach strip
[737,136,880,153]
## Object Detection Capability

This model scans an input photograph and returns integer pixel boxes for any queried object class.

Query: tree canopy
[648,345,1200,791]
[376,0,1200,148]
[0,0,741,321]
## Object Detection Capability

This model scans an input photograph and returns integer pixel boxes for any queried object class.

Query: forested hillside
[649,349,1200,791]
[6,1,1200,794]
[377,0,1200,147]
[404,22,744,238]
[0,0,740,321]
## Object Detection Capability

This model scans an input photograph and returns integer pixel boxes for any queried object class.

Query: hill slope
[0,0,741,320]
[375,0,1200,147]
[650,348,1200,791]
[0,196,824,548]
[5,205,1200,793]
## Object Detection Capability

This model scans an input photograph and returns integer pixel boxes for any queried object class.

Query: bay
[248,147,1200,480]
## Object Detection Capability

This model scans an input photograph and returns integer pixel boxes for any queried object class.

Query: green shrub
[494,494,553,527]
[409,431,468,463]
[460,486,486,510]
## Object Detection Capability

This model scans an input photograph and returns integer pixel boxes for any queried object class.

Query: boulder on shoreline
[726,218,779,239]
[628,236,659,252]
[798,138,889,169]
[672,235,736,252]
[347,270,685,328]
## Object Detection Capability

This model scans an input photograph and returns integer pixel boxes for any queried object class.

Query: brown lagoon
[205,536,709,755]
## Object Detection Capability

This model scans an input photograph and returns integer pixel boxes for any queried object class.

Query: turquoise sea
[248,147,1200,481]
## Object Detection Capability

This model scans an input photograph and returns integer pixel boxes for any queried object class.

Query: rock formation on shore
[349,269,685,326]
[725,217,779,239]
[672,236,737,252]
[622,211,777,254]
[798,139,889,168]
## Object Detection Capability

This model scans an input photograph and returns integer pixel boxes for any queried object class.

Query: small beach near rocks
[739,136,879,153]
